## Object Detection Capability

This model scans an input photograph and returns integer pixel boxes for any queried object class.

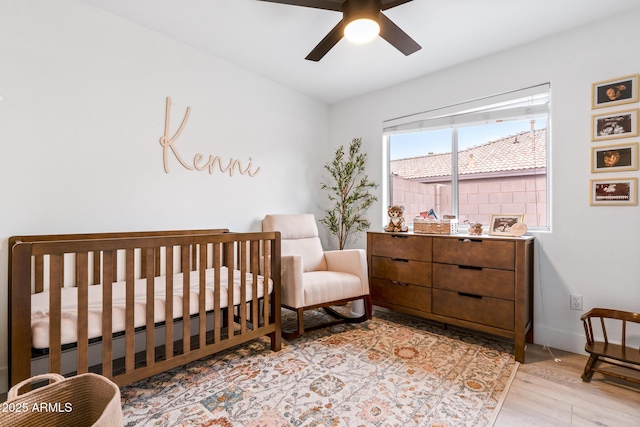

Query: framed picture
[592,74,639,109]
[488,214,524,236]
[590,177,637,206]
[591,109,639,141]
[591,142,638,173]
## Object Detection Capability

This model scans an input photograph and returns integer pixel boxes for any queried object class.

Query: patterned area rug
[121,308,518,426]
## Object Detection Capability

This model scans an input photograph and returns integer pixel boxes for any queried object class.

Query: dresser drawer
[371,256,431,287]
[369,233,432,262]
[433,237,514,270]
[433,263,514,300]
[432,289,514,331]
[371,278,431,313]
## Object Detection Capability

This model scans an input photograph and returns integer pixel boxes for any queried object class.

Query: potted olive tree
[320,137,378,250]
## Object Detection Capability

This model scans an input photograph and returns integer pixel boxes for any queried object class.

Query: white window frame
[382,84,551,232]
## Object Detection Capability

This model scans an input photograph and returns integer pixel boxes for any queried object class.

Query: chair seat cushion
[302,271,363,307]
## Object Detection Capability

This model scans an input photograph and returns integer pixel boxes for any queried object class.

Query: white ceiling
[78,0,640,104]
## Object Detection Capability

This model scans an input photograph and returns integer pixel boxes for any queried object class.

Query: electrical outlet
[570,294,583,311]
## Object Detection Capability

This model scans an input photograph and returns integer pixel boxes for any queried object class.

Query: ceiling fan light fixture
[344,18,380,44]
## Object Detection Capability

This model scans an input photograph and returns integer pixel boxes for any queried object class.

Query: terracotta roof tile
[391,129,546,180]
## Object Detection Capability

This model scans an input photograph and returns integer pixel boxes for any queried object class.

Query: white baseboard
[532,324,587,356]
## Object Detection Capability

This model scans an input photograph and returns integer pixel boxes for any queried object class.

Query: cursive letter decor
[160,97,261,177]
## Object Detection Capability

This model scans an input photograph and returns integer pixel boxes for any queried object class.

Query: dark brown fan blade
[257,0,343,11]
[380,0,413,11]
[305,19,346,61]
[378,12,421,56]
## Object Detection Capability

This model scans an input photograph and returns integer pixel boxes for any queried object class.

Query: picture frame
[592,74,639,109]
[591,142,638,173]
[591,109,639,142]
[488,214,524,236]
[590,177,637,206]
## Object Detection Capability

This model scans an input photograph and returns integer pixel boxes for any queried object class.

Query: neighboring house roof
[390,129,546,180]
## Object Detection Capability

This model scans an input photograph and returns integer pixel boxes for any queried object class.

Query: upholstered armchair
[262,214,372,339]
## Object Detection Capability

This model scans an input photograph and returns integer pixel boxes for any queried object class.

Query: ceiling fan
[258,0,422,61]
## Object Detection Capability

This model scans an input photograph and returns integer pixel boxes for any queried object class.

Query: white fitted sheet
[30,267,272,349]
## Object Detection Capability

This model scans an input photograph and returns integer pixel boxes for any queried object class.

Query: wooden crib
[8,229,281,389]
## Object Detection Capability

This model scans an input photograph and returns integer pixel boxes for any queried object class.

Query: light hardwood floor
[495,344,640,427]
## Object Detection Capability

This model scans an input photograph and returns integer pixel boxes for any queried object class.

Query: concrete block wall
[391,174,546,227]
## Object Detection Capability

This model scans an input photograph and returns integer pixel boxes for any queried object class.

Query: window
[384,84,550,230]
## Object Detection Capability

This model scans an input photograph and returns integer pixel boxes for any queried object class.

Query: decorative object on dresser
[384,205,408,232]
[488,214,524,236]
[510,222,528,237]
[467,222,483,235]
[262,214,372,339]
[367,231,534,363]
[413,216,458,234]
[320,137,378,249]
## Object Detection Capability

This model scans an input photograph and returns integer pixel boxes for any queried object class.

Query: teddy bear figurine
[384,205,408,232]
[468,222,483,235]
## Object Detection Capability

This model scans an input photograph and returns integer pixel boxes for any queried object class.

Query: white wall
[327,8,640,356]
[0,0,329,392]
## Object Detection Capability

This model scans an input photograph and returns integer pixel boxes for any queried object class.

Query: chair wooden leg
[364,295,373,320]
[297,308,305,335]
[582,354,598,382]
[282,308,305,340]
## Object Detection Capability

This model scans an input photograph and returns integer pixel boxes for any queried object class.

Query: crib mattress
[30,267,272,349]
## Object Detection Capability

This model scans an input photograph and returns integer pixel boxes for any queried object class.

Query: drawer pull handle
[392,280,410,287]
[391,258,409,263]
[460,238,482,243]
[391,235,409,239]
[459,265,483,271]
[458,292,482,299]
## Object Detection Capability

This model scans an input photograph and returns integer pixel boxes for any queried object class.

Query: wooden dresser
[367,231,534,363]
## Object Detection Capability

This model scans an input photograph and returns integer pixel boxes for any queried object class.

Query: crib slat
[9,243,34,387]
[213,243,221,343]
[239,241,247,334]
[251,241,259,328]
[263,241,271,327]
[76,252,89,374]
[181,245,190,355]
[102,250,114,378]
[49,254,63,374]
[270,237,281,346]
[199,244,207,348]
[145,248,155,367]
[125,248,135,373]
[226,243,235,335]
[165,246,174,360]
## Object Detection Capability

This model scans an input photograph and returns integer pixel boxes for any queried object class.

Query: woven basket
[414,218,458,234]
[2,373,123,427]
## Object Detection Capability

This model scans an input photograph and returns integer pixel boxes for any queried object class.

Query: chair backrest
[262,214,327,272]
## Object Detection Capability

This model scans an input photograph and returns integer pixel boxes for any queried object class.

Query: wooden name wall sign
[160,97,261,177]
